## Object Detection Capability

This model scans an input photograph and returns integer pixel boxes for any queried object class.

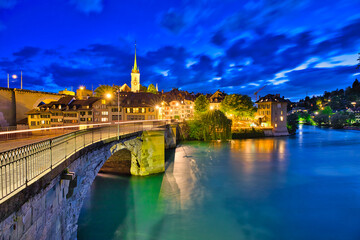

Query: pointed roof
[132,43,139,73]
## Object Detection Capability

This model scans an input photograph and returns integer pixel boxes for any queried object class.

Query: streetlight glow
[106,93,112,99]
[12,74,18,79]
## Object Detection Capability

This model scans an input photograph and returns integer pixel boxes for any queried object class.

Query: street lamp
[106,91,120,140]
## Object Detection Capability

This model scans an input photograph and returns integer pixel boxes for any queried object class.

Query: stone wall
[0,87,63,127]
[100,148,131,175]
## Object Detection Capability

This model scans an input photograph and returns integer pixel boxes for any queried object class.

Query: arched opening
[33,97,60,108]
[99,148,132,175]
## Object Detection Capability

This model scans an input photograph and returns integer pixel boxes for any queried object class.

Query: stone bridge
[0,87,65,127]
[0,121,177,239]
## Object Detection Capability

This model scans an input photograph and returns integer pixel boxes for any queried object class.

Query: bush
[232,128,265,139]
[287,113,299,134]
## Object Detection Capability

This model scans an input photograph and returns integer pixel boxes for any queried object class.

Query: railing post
[25,156,28,187]
[50,140,53,170]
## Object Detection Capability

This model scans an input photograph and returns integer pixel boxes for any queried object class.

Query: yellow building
[256,94,288,136]
[161,99,194,120]
[209,90,226,111]
[76,86,93,100]
[122,93,160,120]
[58,88,75,96]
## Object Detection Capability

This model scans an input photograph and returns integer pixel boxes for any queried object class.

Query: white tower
[131,43,140,92]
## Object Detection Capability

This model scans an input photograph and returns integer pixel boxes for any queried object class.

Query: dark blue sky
[0,0,359,100]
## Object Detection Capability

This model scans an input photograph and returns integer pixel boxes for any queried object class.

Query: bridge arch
[32,96,61,107]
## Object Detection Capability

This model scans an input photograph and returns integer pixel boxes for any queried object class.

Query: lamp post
[106,91,120,140]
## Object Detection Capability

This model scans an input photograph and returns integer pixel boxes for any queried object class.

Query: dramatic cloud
[0,0,359,100]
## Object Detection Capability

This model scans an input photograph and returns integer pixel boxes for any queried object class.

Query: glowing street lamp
[210,106,214,110]
[105,93,112,99]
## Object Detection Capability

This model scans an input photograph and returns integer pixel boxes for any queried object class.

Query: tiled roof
[256,94,287,103]
[121,92,161,107]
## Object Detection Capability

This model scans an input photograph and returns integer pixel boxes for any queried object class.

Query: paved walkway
[0,133,72,152]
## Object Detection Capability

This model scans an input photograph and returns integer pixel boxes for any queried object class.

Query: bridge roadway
[0,120,169,204]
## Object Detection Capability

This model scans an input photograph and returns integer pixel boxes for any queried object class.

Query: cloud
[13,46,41,58]
[160,10,185,34]
[211,30,226,46]
[70,0,103,14]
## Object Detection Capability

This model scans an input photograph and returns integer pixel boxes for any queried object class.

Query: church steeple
[132,42,139,73]
[131,42,140,92]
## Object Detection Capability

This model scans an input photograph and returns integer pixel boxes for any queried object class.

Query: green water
[77,125,360,240]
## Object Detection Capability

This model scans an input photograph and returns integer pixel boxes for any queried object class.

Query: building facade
[256,94,288,136]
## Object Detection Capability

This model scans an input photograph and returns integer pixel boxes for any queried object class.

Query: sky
[0,0,360,101]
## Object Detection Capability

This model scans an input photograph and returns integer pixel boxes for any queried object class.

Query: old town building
[256,94,288,135]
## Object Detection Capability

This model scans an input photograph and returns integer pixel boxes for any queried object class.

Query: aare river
[77,125,360,240]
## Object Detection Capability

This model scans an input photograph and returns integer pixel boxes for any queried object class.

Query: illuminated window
[280,116,284,121]
[101,111,108,115]
[275,123,277,127]
[101,118,108,122]
[101,100,106,104]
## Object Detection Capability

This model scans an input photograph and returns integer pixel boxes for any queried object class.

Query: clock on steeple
[131,43,140,92]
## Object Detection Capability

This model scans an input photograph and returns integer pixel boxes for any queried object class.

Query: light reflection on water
[78,126,360,240]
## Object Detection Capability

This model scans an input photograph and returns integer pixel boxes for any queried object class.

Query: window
[101,118,108,122]
[101,111,108,115]
[31,121,36,126]
[275,123,278,127]
[88,111,92,115]
[280,116,284,121]
[87,118,92,121]
[281,111,283,115]
[101,100,106,104]
[277,103,281,108]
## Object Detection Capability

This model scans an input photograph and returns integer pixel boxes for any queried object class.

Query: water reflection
[78,126,360,240]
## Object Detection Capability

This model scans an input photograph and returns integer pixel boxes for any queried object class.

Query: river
[77,125,360,240]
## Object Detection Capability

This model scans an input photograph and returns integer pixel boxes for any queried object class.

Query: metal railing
[0,120,169,203]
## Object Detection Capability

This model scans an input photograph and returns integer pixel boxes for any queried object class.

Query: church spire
[132,42,139,73]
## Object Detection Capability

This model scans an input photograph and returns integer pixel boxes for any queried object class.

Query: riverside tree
[220,94,257,119]
[188,110,232,141]
[194,95,210,114]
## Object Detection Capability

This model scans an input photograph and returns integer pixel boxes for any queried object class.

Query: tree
[331,112,348,129]
[94,85,115,97]
[147,84,157,94]
[194,95,209,114]
[220,94,256,118]
[188,110,232,141]
[287,113,299,134]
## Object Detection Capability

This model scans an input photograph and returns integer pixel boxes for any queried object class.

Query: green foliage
[94,85,115,97]
[147,84,157,94]
[314,113,330,126]
[188,121,204,140]
[220,94,256,118]
[330,112,349,129]
[322,106,333,116]
[287,113,299,134]
[314,106,333,126]
[186,110,232,141]
[232,128,265,139]
[194,95,210,114]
